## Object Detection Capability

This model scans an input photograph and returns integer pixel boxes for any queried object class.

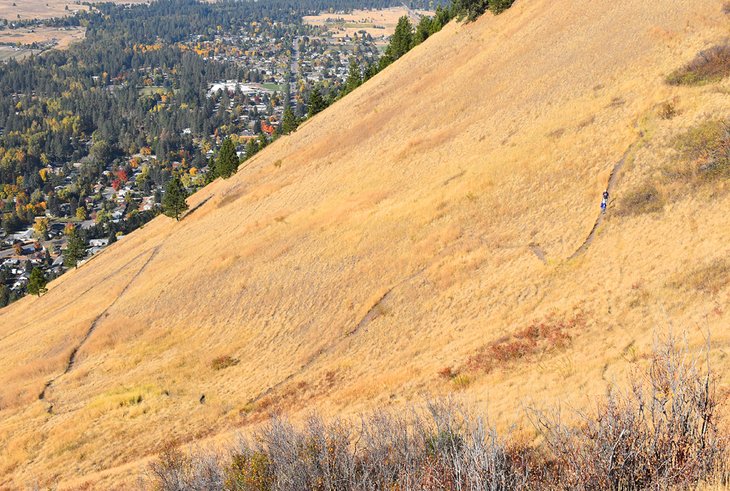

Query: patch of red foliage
[465,311,586,373]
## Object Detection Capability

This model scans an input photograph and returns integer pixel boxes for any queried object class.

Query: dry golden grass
[1,0,730,488]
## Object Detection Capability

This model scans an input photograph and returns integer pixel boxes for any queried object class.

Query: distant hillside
[1,0,729,488]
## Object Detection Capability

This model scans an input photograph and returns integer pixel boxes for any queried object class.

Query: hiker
[601,189,609,213]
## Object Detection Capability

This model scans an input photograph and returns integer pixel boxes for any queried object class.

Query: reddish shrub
[466,312,584,373]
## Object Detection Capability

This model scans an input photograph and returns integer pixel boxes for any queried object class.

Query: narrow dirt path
[38,245,161,405]
[180,195,213,221]
[568,141,638,260]
[529,243,548,264]
[245,243,469,408]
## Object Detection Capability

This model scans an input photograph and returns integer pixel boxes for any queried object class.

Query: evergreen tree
[363,62,380,81]
[27,267,48,297]
[385,16,414,61]
[307,86,326,118]
[343,58,362,95]
[414,16,433,45]
[161,175,189,221]
[258,134,268,150]
[206,155,218,183]
[489,0,515,14]
[245,138,259,159]
[434,5,453,30]
[216,137,239,178]
[0,284,9,308]
[453,0,488,21]
[281,105,299,135]
[63,228,86,269]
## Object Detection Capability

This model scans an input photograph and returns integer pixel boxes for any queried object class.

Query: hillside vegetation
[1,0,730,488]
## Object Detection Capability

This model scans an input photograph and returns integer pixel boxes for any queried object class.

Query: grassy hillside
[2,0,730,487]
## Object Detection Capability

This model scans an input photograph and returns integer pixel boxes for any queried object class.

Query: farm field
[0,0,148,20]
[1,0,88,20]
[0,25,85,49]
[0,45,38,61]
[304,6,433,43]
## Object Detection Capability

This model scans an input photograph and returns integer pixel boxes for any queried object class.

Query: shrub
[148,442,225,491]
[530,336,727,490]
[659,101,677,120]
[212,356,240,371]
[618,182,665,216]
[674,120,730,181]
[148,336,726,490]
[225,450,273,491]
[466,313,583,373]
[667,45,730,86]
[452,374,473,389]
[437,366,456,379]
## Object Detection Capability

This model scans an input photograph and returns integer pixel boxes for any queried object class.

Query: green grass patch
[138,86,167,96]
[261,83,285,92]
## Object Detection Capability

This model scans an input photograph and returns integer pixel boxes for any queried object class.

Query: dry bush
[667,45,730,86]
[212,355,240,371]
[659,101,678,120]
[148,336,726,490]
[438,366,456,379]
[148,442,225,491]
[618,182,665,216]
[151,403,533,490]
[466,313,584,373]
[530,336,727,490]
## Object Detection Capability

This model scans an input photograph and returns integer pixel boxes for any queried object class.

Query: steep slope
[2,0,730,487]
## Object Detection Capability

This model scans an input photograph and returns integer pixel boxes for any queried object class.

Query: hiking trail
[38,246,161,405]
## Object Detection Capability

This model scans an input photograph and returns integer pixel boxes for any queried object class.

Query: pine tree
[307,86,326,118]
[206,155,218,183]
[63,228,86,269]
[489,0,515,14]
[245,138,259,159]
[27,267,47,297]
[343,58,362,95]
[162,175,189,221]
[216,137,239,178]
[390,16,414,58]
[414,16,433,45]
[453,0,488,21]
[281,105,298,135]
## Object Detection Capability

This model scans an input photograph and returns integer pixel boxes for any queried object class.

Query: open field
[0,25,85,48]
[0,0,147,21]
[0,45,38,61]
[304,7,433,42]
[1,0,730,488]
